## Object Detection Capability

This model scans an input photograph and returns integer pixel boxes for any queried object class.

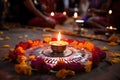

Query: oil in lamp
[49,32,68,53]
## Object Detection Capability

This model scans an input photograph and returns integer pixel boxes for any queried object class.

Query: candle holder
[49,41,68,53]
[75,19,84,34]
[105,26,117,36]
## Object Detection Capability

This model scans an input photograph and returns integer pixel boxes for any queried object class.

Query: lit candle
[75,19,84,28]
[49,32,68,53]
[108,10,112,14]
[63,11,67,15]
[73,12,78,18]
[51,12,55,16]
[106,26,117,30]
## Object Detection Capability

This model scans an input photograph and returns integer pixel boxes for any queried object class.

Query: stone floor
[0,22,120,80]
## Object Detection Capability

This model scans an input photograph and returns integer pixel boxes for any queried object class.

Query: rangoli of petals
[8,38,106,75]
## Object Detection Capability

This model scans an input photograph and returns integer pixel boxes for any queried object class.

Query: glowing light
[106,26,117,30]
[109,10,112,14]
[73,12,78,18]
[75,20,84,23]
[63,11,66,15]
[51,12,54,16]
[57,32,61,41]
[34,0,38,5]
[110,26,113,29]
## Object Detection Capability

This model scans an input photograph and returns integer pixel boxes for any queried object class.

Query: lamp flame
[63,11,66,15]
[57,32,61,41]
[109,26,113,29]
[51,12,54,16]
[74,12,78,18]
[109,10,112,14]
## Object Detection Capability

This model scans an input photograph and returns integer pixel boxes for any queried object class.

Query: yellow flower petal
[1,53,9,61]
[15,63,32,75]
[18,36,23,39]
[9,48,15,51]
[85,61,92,72]
[0,31,3,35]
[2,44,10,48]
[44,37,51,43]
[84,42,94,51]
[108,35,118,42]
[101,46,108,51]
[108,42,118,46]
[0,37,4,40]
[67,70,75,76]
[108,58,120,64]
[4,36,10,40]
[24,35,28,38]
[56,69,67,79]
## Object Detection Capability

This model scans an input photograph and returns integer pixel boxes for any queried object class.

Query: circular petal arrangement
[8,38,106,75]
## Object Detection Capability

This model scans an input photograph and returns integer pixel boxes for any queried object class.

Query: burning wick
[51,12,54,16]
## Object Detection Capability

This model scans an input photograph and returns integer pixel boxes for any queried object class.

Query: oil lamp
[75,19,84,34]
[49,32,68,53]
[106,26,117,31]
[105,26,117,36]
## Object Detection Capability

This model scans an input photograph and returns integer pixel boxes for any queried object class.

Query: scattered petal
[18,36,23,39]
[15,63,32,75]
[108,52,120,57]
[107,58,120,64]
[108,42,118,46]
[44,37,51,43]
[97,35,102,39]
[1,53,9,61]
[42,34,52,37]
[0,37,4,40]
[0,31,3,35]
[101,46,108,51]
[56,69,75,79]
[56,69,67,79]
[85,61,92,72]
[4,36,10,40]
[2,44,10,48]
[24,35,28,38]
[32,27,36,31]
[108,35,118,42]
[9,48,15,51]
[28,54,36,60]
